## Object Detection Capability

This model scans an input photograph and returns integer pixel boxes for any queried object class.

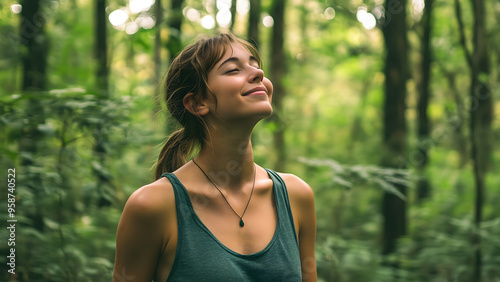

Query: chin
[254,104,273,118]
[221,103,273,122]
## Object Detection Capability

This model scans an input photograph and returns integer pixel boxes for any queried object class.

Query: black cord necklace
[192,159,256,227]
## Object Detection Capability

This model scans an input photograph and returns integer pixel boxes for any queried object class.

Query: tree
[18,0,50,232]
[163,0,185,136]
[455,0,493,280]
[153,0,164,115]
[93,0,112,207]
[416,0,434,201]
[269,0,287,172]
[247,0,261,48]
[154,0,163,84]
[229,0,237,31]
[94,0,108,93]
[461,0,492,280]
[380,0,408,256]
[167,0,184,63]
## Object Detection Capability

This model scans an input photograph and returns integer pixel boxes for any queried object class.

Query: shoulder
[121,177,176,224]
[277,172,315,204]
[277,174,317,281]
[114,177,177,281]
[276,172,315,236]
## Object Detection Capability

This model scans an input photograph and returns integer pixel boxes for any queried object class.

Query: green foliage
[0,88,131,281]
[299,157,412,200]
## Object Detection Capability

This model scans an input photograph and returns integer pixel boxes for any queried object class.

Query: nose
[249,67,264,83]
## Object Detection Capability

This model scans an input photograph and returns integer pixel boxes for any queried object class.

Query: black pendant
[239,219,244,227]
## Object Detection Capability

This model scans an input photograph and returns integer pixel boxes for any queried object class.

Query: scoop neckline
[168,168,280,258]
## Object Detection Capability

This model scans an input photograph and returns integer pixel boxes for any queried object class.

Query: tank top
[161,169,302,281]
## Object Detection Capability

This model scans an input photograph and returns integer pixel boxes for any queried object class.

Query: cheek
[212,77,243,94]
[264,78,273,100]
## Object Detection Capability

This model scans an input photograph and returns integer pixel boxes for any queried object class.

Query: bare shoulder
[277,172,314,203]
[122,177,176,221]
[276,172,315,238]
[277,174,317,281]
[114,177,177,281]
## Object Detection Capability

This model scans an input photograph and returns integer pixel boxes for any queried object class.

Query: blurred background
[0,0,499,281]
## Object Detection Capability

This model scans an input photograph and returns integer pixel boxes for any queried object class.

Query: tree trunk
[247,0,261,49]
[229,0,237,31]
[18,0,49,232]
[469,0,492,280]
[95,0,108,94]
[167,0,184,63]
[380,0,408,256]
[164,0,184,136]
[154,0,163,84]
[20,0,48,91]
[269,0,286,172]
[94,0,111,207]
[455,0,493,279]
[153,0,163,115]
[416,0,433,201]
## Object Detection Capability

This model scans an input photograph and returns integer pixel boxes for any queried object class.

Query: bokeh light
[216,10,232,27]
[129,0,154,14]
[109,9,129,26]
[237,0,250,15]
[263,15,274,27]
[324,7,336,20]
[356,6,376,30]
[11,4,22,14]
[201,15,216,29]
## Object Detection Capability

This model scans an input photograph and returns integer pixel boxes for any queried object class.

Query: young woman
[113,33,317,282]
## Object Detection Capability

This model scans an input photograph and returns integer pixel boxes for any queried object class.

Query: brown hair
[154,33,262,179]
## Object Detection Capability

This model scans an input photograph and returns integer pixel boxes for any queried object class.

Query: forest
[0,0,499,281]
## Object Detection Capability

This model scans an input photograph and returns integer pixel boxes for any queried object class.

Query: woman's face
[204,42,273,122]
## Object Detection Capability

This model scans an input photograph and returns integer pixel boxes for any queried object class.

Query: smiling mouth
[243,87,268,96]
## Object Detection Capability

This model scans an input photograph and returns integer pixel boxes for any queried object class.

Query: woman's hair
[154,33,261,179]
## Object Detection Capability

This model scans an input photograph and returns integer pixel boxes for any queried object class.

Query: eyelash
[225,66,261,74]
[226,69,239,74]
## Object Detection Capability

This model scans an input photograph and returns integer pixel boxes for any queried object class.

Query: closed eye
[225,69,240,74]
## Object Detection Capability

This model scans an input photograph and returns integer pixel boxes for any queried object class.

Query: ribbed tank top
[161,169,302,281]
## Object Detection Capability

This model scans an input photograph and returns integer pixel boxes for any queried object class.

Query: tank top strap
[160,172,193,219]
[161,172,189,202]
[264,169,299,245]
[160,172,193,269]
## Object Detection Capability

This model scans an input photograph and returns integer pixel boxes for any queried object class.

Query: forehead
[216,43,253,64]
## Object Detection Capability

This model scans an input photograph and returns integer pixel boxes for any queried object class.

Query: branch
[454,0,473,68]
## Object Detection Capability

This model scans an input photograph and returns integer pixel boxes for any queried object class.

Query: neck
[194,121,256,190]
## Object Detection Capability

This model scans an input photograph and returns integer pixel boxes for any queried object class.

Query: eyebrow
[217,56,259,70]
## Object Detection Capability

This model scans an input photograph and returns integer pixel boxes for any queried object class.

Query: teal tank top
[161,169,302,281]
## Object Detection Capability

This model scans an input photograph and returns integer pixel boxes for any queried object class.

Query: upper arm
[281,173,317,282]
[113,182,172,282]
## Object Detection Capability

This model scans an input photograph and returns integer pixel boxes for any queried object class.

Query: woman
[113,33,317,281]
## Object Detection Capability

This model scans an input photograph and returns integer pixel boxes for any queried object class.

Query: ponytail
[154,125,202,179]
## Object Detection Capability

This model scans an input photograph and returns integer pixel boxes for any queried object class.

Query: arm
[113,183,170,282]
[297,183,317,282]
[281,174,318,282]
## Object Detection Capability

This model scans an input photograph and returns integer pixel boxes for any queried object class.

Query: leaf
[373,178,407,200]
[332,176,353,188]
[44,218,61,230]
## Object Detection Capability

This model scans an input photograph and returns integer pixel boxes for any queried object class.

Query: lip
[242,86,268,96]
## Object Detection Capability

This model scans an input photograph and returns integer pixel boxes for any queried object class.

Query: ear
[183,93,209,116]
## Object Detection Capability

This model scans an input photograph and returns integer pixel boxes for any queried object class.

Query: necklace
[192,159,256,228]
